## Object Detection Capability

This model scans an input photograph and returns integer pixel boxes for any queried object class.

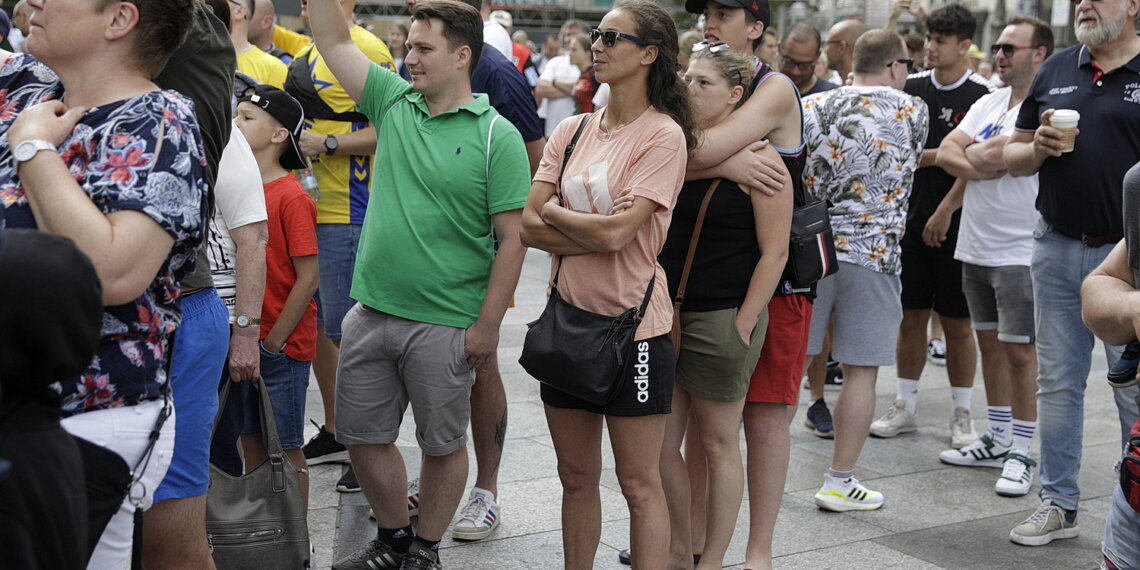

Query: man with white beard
[1003,0,1140,547]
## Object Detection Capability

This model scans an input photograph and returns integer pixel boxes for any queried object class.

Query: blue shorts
[316,223,363,339]
[241,342,311,449]
[155,287,229,502]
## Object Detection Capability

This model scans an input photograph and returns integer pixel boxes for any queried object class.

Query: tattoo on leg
[494,411,508,449]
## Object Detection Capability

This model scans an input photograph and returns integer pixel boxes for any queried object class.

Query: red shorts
[746,294,813,405]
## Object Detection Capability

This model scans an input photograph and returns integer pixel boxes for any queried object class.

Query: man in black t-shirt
[870,4,993,449]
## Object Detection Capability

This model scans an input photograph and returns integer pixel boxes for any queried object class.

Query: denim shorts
[316,223,363,339]
[961,263,1034,343]
[240,342,311,449]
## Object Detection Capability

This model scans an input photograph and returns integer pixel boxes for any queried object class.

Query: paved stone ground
[305,250,1131,569]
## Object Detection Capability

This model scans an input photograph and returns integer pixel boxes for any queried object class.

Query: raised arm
[688,77,799,171]
[306,0,373,103]
[1005,109,1069,177]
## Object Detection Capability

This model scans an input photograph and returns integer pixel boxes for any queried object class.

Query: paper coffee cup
[1051,109,1080,153]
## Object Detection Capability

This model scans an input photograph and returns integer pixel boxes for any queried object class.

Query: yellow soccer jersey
[282,26,394,224]
[236,46,288,88]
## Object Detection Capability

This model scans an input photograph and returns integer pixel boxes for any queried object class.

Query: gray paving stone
[873,510,1106,570]
[766,541,943,570]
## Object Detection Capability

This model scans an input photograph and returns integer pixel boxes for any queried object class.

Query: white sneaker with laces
[939,434,1011,468]
[813,476,884,512]
[995,452,1036,497]
[869,400,917,438]
[950,407,979,449]
[451,487,500,541]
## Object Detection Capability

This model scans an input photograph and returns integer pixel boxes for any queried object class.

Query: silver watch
[13,139,56,164]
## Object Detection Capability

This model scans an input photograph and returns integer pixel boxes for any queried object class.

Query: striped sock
[1011,419,1036,457]
[987,406,1013,446]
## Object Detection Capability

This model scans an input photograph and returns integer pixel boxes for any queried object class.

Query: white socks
[987,406,1012,446]
[896,378,920,414]
[951,386,973,413]
[1011,420,1036,457]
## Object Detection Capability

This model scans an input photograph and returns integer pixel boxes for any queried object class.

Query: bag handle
[671,179,720,356]
[214,378,287,462]
[551,113,594,288]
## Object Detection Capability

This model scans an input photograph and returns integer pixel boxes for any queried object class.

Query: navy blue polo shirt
[399,42,543,143]
[1016,44,1140,238]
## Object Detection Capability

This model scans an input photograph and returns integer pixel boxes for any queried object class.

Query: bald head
[825,18,866,77]
[249,0,277,48]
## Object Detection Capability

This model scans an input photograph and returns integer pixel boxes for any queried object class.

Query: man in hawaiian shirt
[801,28,929,512]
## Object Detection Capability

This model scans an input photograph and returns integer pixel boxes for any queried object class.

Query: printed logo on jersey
[633,341,650,403]
[562,161,614,214]
[1047,85,1078,96]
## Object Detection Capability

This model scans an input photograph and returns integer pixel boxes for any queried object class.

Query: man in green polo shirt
[307,1,530,568]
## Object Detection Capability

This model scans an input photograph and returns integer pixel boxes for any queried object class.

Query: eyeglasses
[590,28,650,48]
[990,43,1035,56]
[693,41,732,53]
[780,56,818,72]
[1070,0,1102,4]
[886,58,914,72]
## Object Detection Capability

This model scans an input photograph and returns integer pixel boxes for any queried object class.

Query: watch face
[14,141,35,162]
[236,314,250,327]
[325,136,338,151]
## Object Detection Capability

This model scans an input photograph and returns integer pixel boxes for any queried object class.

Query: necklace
[600,107,647,141]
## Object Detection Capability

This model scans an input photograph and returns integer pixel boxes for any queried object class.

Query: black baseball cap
[238,84,308,171]
[685,0,770,29]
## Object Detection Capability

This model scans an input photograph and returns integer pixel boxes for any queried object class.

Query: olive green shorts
[676,307,767,402]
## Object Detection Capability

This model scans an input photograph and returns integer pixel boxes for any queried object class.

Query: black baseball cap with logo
[685,0,770,29]
[238,84,308,171]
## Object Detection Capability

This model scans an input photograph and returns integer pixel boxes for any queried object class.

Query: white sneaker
[950,407,979,449]
[939,434,1010,468]
[813,476,884,512]
[869,400,916,438]
[927,338,947,366]
[995,453,1036,497]
[407,477,420,517]
[451,487,500,541]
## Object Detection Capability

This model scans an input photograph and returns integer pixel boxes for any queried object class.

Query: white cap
[490,10,512,29]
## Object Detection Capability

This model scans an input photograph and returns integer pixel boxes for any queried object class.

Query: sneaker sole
[939,453,1005,468]
[1008,526,1078,546]
[305,450,350,466]
[995,484,1031,497]
[1107,377,1140,389]
[869,425,916,438]
[813,492,883,512]
[336,484,362,493]
[452,519,499,541]
[803,418,835,439]
[928,355,947,366]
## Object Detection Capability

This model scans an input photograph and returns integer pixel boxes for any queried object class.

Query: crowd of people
[1,0,1139,569]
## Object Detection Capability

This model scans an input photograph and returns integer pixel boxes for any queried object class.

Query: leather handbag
[206,378,309,569]
[784,198,838,288]
[520,270,655,406]
[671,179,722,359]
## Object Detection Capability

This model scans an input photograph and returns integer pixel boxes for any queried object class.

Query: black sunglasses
[886,58,914,72]
[590,28,650,48]
[991,43,1035,57]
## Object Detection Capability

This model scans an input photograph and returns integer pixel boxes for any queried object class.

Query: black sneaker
[824,361,845,389]
[618,549,630,565]
[399,542,441,570]
[805,398,834,438]
[1108,339,1140,389]
[337,465,361,493]
[303,420,349,465]
[331,539,403,570]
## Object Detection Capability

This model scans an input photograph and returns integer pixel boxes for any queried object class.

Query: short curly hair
[926,4,976,42]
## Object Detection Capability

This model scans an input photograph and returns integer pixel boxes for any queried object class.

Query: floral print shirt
[0,54,206,416]
[801,85,929,275]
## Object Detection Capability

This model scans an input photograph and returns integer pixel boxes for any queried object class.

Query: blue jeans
[1102,480,1140,569]
[316,223,363,339]
[241,342,311,450]
[1032,221,1140,510]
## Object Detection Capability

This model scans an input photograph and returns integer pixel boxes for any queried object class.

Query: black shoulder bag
[518,114,654,406]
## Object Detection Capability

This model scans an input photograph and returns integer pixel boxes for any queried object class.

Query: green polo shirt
[351,64,530,328]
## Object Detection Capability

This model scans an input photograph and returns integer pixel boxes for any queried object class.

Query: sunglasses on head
[590,28,650,48]
[990,43,1035,56]
[886,58,915,72]
[692,41,732,53]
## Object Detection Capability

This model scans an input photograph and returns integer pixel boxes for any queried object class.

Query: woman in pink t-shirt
[520,0,696,567]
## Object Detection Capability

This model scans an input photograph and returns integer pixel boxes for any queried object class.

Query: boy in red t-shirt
[233,85,319,507]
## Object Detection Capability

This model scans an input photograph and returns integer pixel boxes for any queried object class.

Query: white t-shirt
[483,21,513,59]
[207,127,268,321]
[537,54,581,138]
[953,87,1039,267]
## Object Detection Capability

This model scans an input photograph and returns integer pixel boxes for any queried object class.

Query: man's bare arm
[1082,241,1140,345]
[306,0,373,103]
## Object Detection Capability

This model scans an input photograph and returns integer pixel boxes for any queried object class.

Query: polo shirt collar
[1077,43,1140,74]
[403,91,493,118]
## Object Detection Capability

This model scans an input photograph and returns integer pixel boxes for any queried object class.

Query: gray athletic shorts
[335,303,474,456]
[807,261,902,367]
[961,263,1035,344]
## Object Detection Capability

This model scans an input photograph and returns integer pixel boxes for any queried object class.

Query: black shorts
[899,229,970,318]
[540,333,674,417]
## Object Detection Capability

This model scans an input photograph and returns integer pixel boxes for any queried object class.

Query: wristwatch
[324,135,339,155]
[235,313,261,328]
[13,139,56,165]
